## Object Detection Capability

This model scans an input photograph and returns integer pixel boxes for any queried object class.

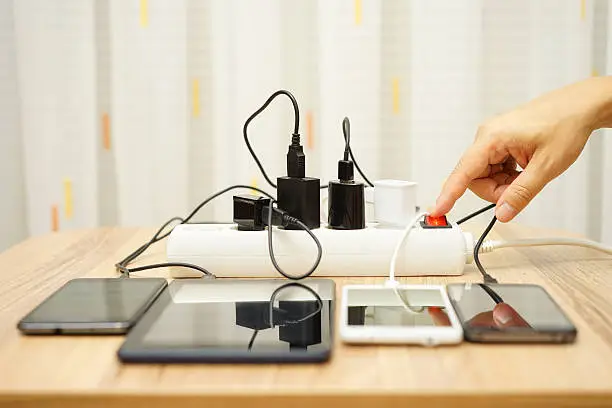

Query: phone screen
[447,283,576,342]
[347,305,452,327]
[18,278,167,333]
[345,286,452,328]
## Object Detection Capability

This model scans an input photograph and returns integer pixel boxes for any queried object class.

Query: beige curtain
[1,0,611,252]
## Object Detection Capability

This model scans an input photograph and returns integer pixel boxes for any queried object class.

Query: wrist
[583,76,612,132]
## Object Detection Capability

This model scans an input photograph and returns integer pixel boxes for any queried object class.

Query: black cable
[456,203,496,225]
[266,282,324,327]
[267,204,323,280]
[342,117,350,161]
[249,283,323,350]
[117,216,184,267]
[474,216,498,284]
[342,117,374,187]
[478,283,503,304]
[240,90,331,190]
[243,90,299,189]
[247,330,258,351]
[116,185,276,278]
[116,183,322,281]
[125,262,213,277]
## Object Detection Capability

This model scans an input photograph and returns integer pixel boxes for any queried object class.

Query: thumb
[492,303,530,328]
[495,158,549,222]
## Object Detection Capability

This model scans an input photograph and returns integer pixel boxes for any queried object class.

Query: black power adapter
[277,133,320,230]
[327,117,365,230]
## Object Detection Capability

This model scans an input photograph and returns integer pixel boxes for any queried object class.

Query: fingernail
[495,202,517,222]
[493,304,512,325]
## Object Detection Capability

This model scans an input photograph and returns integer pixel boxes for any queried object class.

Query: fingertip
[427,203,445,216]
[495,202,517,223]
[493,303,529,327]
[431,194,453,216]
[493,303,514,326]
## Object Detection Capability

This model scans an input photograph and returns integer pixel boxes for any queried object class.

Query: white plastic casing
[372,180,417,227]
[166,222,474,278]
[339,284,464,346]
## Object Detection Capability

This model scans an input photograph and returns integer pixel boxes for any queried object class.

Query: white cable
[393,287,425,315]
[388,211,428,282]
[386,211,428,315]
[481,237,612,256]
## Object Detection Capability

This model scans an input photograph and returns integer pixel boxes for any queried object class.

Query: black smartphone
[17,278,167,334]
[446,283,577,343]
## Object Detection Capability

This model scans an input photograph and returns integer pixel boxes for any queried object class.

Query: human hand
[430,77,612,222]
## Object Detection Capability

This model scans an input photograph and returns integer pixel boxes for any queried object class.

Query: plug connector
[279,131,320,229]
[261,205,300,228]
[327,117,365,230]
[337,160,354,182]
[233,194,271,231]
[287,134,306,178]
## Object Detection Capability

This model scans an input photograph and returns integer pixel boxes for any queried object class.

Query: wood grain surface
[0,223,612,408]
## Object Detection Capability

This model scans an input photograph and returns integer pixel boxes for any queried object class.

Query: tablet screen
[118,279,335,363]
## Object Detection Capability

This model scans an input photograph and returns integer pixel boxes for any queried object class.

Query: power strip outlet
[166,222,475,278]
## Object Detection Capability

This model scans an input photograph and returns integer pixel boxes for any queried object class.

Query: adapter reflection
[235,282,324,350]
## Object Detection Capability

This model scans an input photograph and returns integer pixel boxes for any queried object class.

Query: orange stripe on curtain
[51,205,59,232]
[102,113,111,150]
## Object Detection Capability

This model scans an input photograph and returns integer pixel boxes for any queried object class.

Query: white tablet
[340,284,463,346]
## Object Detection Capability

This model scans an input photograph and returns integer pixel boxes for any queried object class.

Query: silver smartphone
[18,278,167,334]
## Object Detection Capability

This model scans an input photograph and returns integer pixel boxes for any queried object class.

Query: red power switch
[422,215,450,228]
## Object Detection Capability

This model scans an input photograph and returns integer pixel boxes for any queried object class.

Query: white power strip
[166,222,475,278]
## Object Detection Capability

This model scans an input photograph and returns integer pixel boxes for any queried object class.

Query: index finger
[430,144,490,216]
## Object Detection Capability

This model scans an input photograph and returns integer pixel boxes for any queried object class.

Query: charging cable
[243,92,374,191]
[116,184,275,278]
[264,204,323,280]
[473,216,499,284]
[385,207,499,312]
[388,211,429,284]
[248,282,323,350]
[479,236,612,255]
[342,117,374,187]
[116,186,322,281]
[386,211,429,314]
[456,203,495,225]
[469,210,612,284]
[243,89,328,190]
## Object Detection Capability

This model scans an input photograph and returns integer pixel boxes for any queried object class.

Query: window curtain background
[1,0,611,252]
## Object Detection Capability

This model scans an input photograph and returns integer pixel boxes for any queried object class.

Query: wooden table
[1,223,612,407]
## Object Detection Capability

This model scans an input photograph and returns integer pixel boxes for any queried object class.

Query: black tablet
[117,278,335,363]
